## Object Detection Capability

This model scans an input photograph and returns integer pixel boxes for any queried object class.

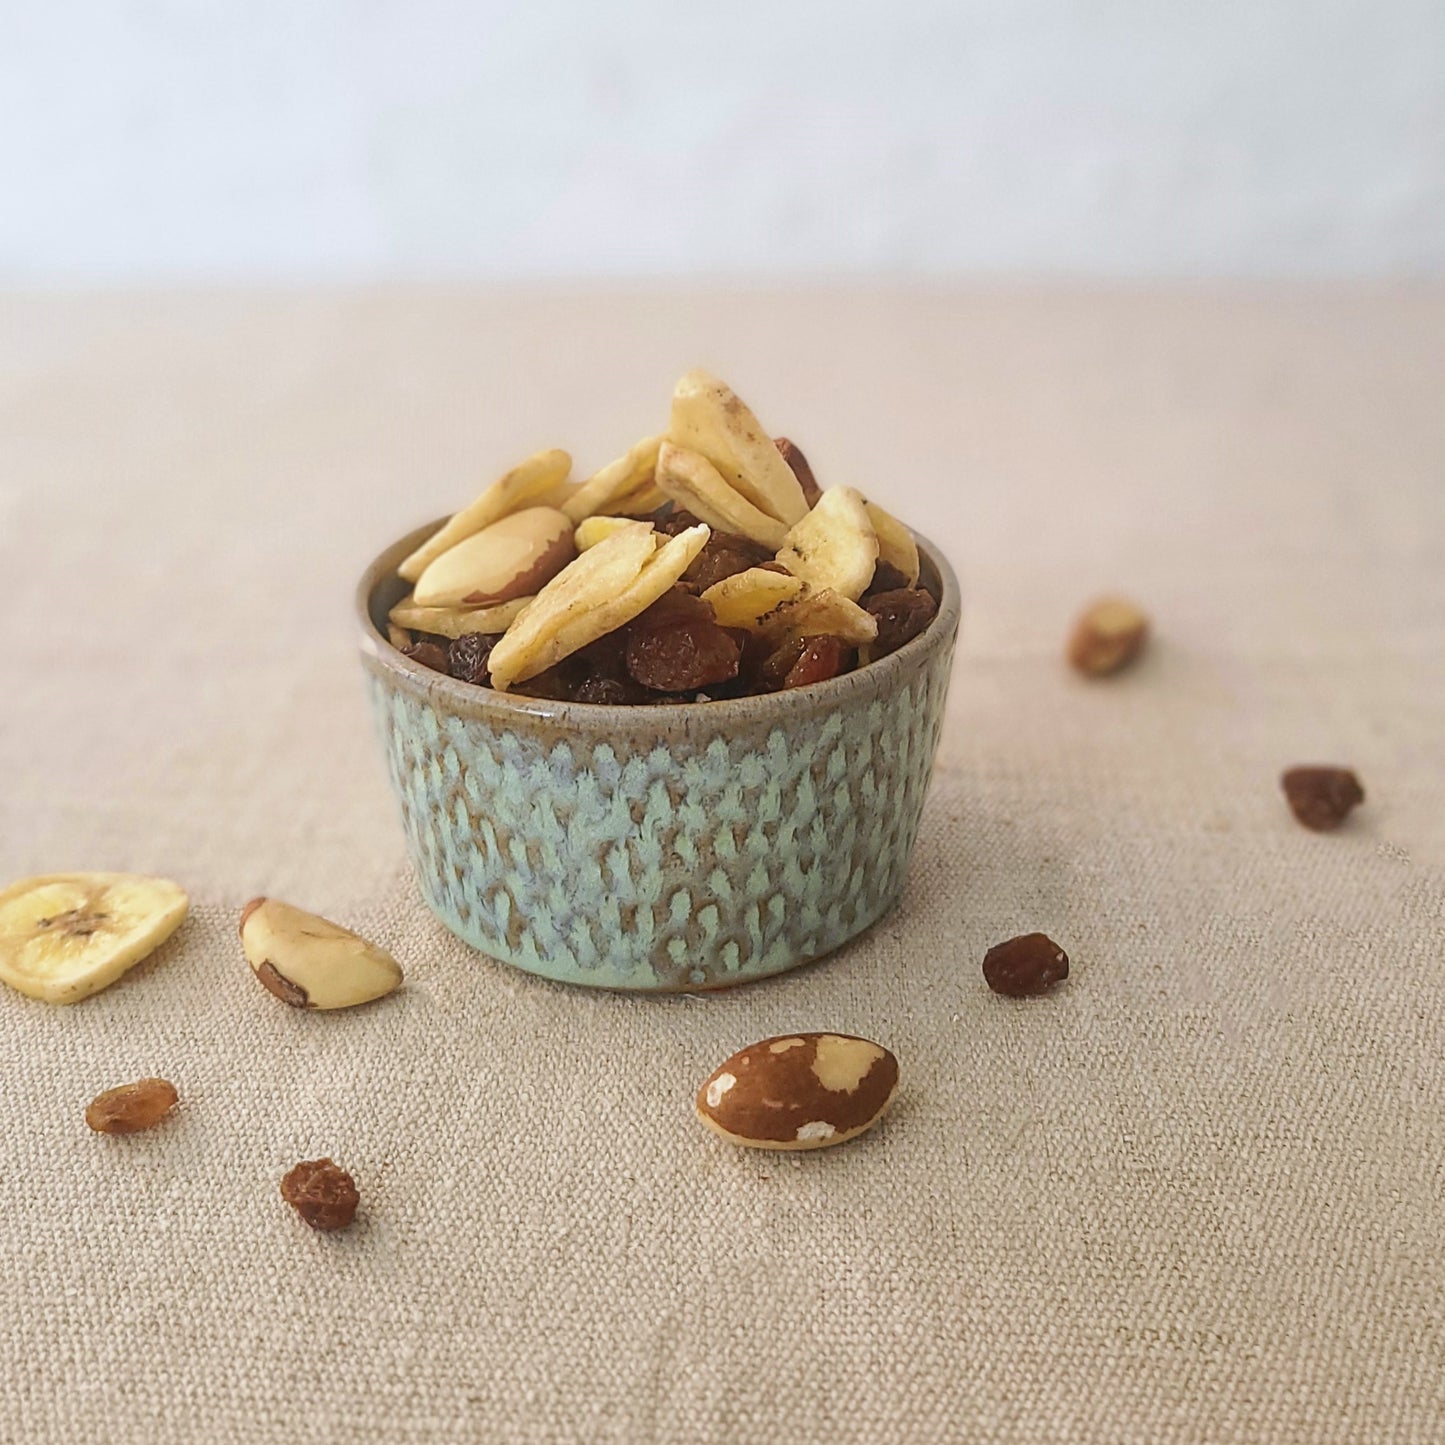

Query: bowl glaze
[358,521,959,990]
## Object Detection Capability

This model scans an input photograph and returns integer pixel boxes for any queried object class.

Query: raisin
[775,437,822,506]
[281,1158,359,1232]
[866,560,910,596]
[630,587,714,632]
[655,507,705,537]
[683,531,774,590]
[865,587,937,657]
[85,1078,179,1135]
[626,620,741,692]
[1281,766,1365,831]
[573,677,636,705]
[983,933,1070,997]
[448,633,496,686]
[783,635,850,689]
[403,641,451,674]
[510,665,575,701]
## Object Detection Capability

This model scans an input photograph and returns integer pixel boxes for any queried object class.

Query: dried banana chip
[765,588,878,649]
[561,436,663,524]
[574,515,636,551]
[700,567,805,630]
[655,444,788,550]
[775,486,879,603]
[668,370,808,526]
[864,500,920,588]
[0,873,188,1004]
[398,448,572,583]
[610,481,668,518]
[388,595,535,641]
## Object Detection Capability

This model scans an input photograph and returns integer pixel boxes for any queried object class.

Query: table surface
[2,287,1442,1444]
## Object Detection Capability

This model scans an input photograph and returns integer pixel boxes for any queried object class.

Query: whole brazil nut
[695,1033,899,1150]
[239,898,402,1010]
[411,506,575,609]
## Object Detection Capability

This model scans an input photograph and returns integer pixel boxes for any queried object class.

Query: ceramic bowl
[357,521,959,990]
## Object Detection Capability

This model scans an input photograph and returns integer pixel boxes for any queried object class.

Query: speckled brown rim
[357,517,960,731]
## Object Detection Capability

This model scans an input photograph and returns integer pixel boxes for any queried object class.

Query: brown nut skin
[696,1033,899,1151]
[281,1158,359,1232]
[1067,597,1149,676]
[1281,766,1365,831]
[983,933,1070,997]
[85,1078,179,1135]
[774,437,822,507]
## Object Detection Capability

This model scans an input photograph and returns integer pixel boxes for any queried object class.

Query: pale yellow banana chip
[864,500,920,588]
[487,521,659,690]
[700,567,805,630]
[655,444,788,549]
[574,515,636,551]
[561,436,663,524]
[386,622,413,650]
[0,873,188,1004]
[668,369,808,526]
[775,486,879,602]
[398,448,572,582]
[388,595,535,641]
[610,480,668,517]
[765,588,878,648]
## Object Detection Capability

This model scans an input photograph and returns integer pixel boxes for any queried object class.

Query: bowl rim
[357,516,960,725]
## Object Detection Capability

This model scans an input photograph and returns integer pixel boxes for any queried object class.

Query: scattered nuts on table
[1067,596,1150,676]
[1281,765,1365,831]
[0,872,189,1004]
[85,1077,179,1135]
[983,933,1070,997]
[239,898,403,1010]
[280,1158,360,1232]
[695,1032,900,1151]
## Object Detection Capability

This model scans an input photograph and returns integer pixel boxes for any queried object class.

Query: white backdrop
[3,0,1443,282]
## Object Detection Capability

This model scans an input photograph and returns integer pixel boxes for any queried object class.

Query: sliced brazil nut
[863,500,920,589]
[655,443,789,550]
[412,506,575,608]
[561,435,663,523]
[775,486,879,603]
[397,447,572,582]
[764,588,878,649]
[0,873,189,1005]
[488,524,710,690]
[696,1032,899,1150]
[668,370,809,526]
[388,594,535,642]
[574,515,636,551]
[239,898,402,1010]
[700,567,805,631]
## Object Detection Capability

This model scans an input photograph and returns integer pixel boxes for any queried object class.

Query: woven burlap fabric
[2,289,1442,1443]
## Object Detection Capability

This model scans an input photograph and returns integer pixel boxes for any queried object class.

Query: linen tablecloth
[2,287,1442,1442]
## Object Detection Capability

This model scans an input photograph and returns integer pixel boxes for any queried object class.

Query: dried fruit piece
[398,448,572,582]
[402,641,451,674]
[867,560,911,595]
[700,567,805,631]
[610,481,668,517]
[448,633,496,686]
[864,587,938,658]
[0,873,189,1005]
[983,933,1069,997]
[412,506,575,608]
[572,677,636,705]
[85,1078,179,1135]
[774,437,822,507]
[668,370,809,526]
[682,529,775,591]
[766,588,878,649]
[281,1158,359,1232]
[1281,766,1365,831]
[1067,597,1149,676]
[696,1033,899,1150]
[775,486,879,603]
[626,617,740,692]
[240,899,403,1010]
[387,595,534,642]
[783,635,849,689]
[386,622,413,651]
[561,436,663,523]
[655,444,789,550]
[863,501,920,588]
[574,515,636,551]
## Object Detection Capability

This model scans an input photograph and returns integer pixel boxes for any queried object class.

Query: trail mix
[384,370,940,701]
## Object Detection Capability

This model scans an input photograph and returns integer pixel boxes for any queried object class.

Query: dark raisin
[630,587,714,632]
[280,1158,359,1232]
[655,507,705,537]
[448,633,496,686]
[1281,766,1365,831]
[775,437,822,506]
[403,641,451,675]
[85,1078,179,1135]
[626,620,741,692]
[783,635,850,689]
[866,560,910,596]
[510,665,575,701]
[573,677,637,705]
[983,933,1070,997]
[683,531,774,590]
[755,637,806,691]
[865,587,937,657]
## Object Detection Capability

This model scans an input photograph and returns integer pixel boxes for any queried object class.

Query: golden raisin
[281,1158,359,1232]
[85,1078,179,1135]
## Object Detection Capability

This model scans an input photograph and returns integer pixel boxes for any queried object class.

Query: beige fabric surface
[2,288,1442,1444]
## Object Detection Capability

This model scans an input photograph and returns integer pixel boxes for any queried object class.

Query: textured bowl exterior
[358,523,959,990]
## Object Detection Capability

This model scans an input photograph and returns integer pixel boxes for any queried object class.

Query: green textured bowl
[358,521,959,991]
